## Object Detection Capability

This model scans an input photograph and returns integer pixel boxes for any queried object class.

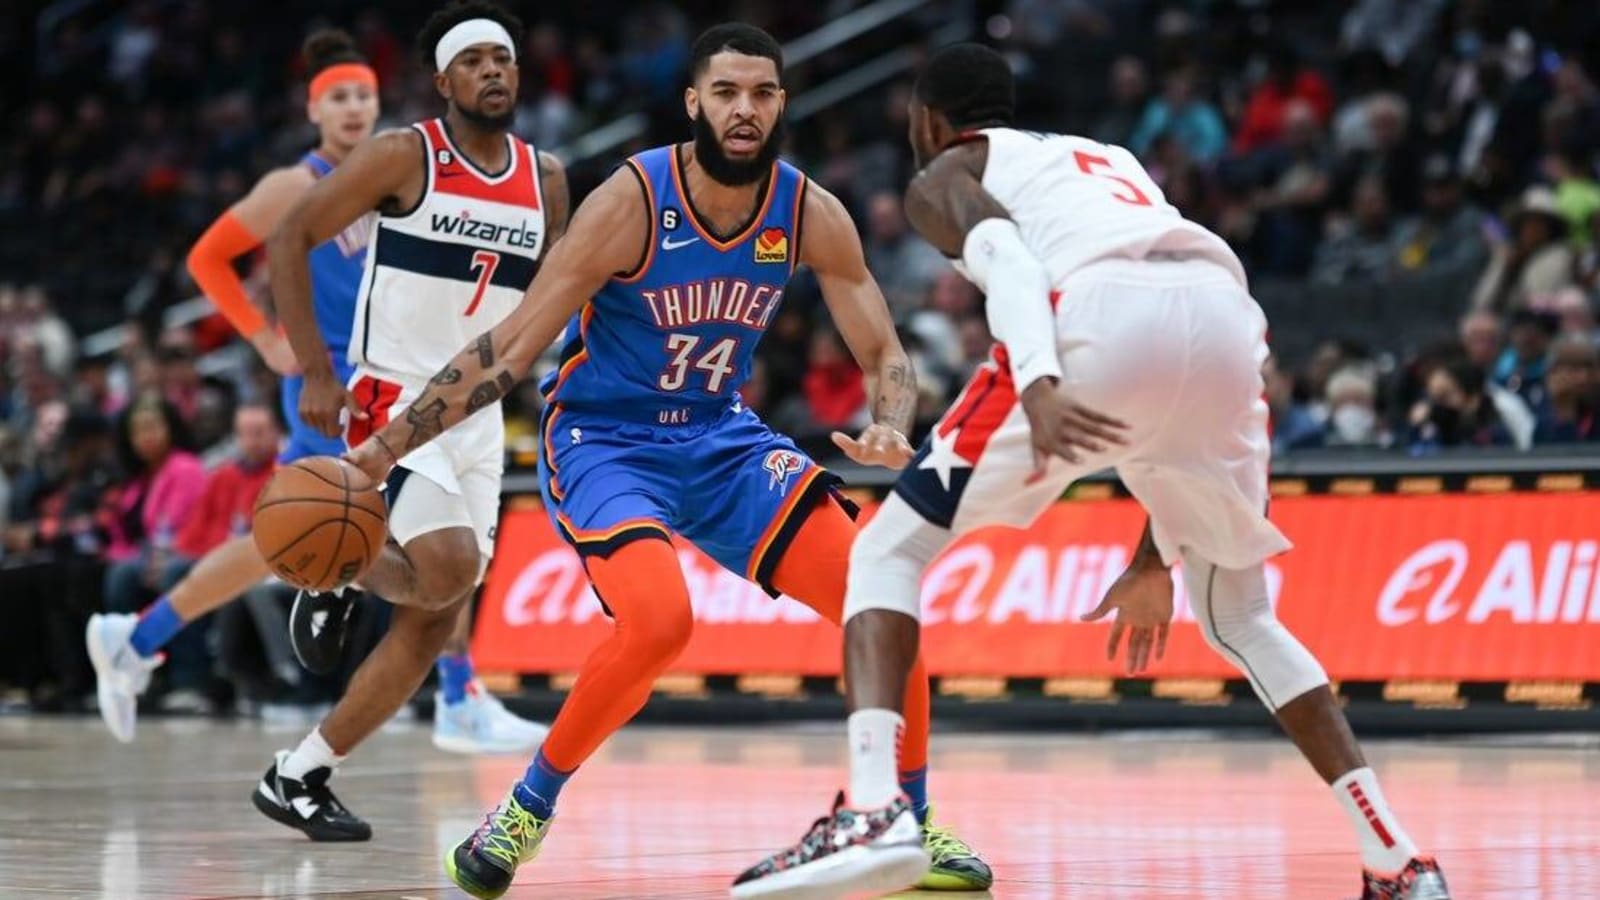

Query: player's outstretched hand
[1082,563,1173,675]
[831,423,915,470]
[1020,377,1128,484]
[299,369,366,438]
[248,329,301,376]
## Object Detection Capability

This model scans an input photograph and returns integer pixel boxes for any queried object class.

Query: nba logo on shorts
[763,449,805,495]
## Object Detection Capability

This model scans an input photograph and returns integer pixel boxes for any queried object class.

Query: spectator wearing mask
[1534,335,1600,443]
[1492,308,1559,410]
[102,395,205,618]
[1323,365,1386,447]
[153,402,281,701]
[1393,155,1487,274]
[1310,176,1401,284]
[1407,358,1516,451]
[1129,65,1228,164]
[1472,186,1578,314]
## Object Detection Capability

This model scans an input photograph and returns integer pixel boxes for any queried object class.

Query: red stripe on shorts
[346,375,402,447]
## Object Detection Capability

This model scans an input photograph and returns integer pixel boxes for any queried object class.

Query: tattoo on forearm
[465,370,516,415]
[401,397,447,452]
[474,333,495,368]
[429,366,462,387]
[872,360,917,433]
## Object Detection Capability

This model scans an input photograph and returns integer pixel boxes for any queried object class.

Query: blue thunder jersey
[541,145,806,424]
[300,150,370,360]
[279,151,365,461]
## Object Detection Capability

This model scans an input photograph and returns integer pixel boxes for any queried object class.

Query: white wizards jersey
[350,118,547,382]
[966,128,1246,289]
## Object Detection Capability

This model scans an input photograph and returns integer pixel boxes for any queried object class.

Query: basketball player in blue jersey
[240,0,567,843]
[344,23,991,899]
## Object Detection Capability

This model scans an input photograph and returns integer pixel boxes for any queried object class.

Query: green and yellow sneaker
[444,787,554,899]
[915,809,994,891]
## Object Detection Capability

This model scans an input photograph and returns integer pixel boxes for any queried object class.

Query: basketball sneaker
[731,791,930,899]
[1359,857,1451,900]
[917,807,993,890]
[85,613,163,743]
[289,587,355,675]
[445,785,554,899]
[251,750,371,842]
[433,683,550,755]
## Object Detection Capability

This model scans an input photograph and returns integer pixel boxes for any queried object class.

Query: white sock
[280,728,345,780]
[1332,767,1420,873]
[847,709,903,809]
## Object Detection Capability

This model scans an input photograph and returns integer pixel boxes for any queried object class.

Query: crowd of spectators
[4,1,1600,705]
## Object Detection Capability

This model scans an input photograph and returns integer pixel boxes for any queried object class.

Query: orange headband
[309,63,378,102]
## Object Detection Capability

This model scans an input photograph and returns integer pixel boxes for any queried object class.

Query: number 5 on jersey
[1073,150,1151,206]
[464,250,500,316]
[659,334,738,393]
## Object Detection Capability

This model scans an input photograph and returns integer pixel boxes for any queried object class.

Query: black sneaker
[731,791,929,899]
[251,750,371,842]
[289,588,356,675]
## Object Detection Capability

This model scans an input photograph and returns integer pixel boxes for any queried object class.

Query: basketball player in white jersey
[738,45,1451,900]
[248,0,568,842]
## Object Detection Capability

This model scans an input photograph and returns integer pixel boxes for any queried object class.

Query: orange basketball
[252,456,387,592]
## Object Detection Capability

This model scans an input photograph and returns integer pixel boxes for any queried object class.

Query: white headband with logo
[434,19,517,71]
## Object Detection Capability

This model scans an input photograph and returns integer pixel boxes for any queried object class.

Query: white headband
[434,19,517,72]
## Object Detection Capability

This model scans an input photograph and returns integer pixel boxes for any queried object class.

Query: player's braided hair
[415,0,525,71]
[914,43,1015,129]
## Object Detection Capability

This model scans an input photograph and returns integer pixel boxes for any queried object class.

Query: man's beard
[458,101,515,132]
[693,111,784,186]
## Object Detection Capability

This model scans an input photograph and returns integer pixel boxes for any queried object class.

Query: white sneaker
[85,613,163,743]
[432,682,549,755]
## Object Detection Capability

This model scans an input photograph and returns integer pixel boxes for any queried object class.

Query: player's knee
[626,598,694,670]
[409,530,481,610]
[1194,588,1275,653]
[842,507,943,624]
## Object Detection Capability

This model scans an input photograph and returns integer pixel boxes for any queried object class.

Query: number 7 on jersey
[464,250,500,316]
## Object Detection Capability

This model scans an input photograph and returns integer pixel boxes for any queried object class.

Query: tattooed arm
[345,163,648,481]
[905,141,1126,480]
[800,182,917,469]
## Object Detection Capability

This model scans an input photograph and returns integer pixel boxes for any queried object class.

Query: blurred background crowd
[3,0,1600,709]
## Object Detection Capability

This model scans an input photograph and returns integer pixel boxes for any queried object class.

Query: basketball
[252,456,387,592]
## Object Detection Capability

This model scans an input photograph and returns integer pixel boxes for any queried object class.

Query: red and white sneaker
[1359,857,1451,900]
[730,791,929,900]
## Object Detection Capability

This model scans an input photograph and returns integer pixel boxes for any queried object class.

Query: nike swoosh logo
[661,235,700,251]
[291,796,319,819]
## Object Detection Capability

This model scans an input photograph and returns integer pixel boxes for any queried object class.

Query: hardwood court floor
[1,717,1596,899]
